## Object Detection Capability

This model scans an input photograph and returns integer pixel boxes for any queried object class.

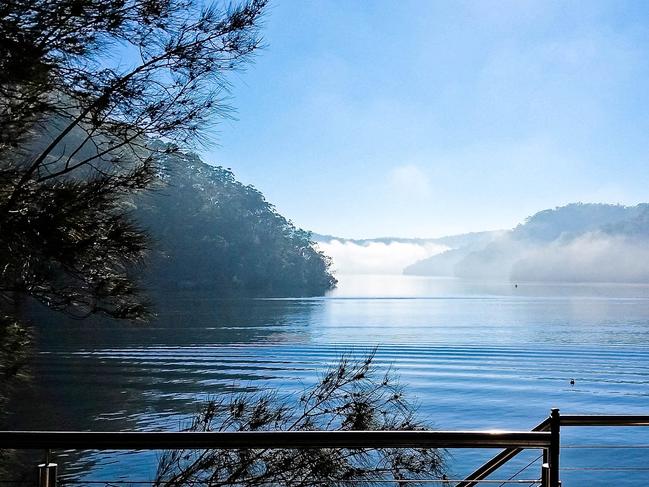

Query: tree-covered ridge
[512,203,649,242]
[405,203,649,282]
[136,148,337,296]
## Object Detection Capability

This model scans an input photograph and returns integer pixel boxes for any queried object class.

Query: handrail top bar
[0,430,552,450]
[560,415,649,426]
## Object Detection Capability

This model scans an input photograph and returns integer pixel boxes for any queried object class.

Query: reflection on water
[6,276,649,485]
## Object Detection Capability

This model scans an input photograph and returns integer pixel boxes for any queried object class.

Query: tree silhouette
[0,0,267,407]
[0,0,267,321]
[156,352,447,486]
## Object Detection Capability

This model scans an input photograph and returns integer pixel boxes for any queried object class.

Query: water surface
[8,276,649,485]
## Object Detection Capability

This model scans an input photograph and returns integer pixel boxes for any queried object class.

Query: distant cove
[315,203,649,283]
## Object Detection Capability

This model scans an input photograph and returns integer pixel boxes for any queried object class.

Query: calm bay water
[7,275,649,485]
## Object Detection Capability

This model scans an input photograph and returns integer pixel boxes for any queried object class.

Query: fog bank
[316,240,448,275]
[511,233,649,283]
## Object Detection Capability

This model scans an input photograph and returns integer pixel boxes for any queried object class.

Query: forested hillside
[135,148,337,296]
[405,203,649,283]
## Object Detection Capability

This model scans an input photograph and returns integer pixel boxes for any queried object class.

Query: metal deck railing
[1,409,648,487]
[457,410,649,487]
[0,430,552,450]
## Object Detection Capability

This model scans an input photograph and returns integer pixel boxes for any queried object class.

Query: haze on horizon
[209,0,649,239]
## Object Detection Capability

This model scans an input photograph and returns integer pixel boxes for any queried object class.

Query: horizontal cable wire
[562,444,649,448]
[560,467,649,471]
[498,453,543,487]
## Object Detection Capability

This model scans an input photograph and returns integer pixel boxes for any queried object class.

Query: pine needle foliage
[0,0,267,322]
[155,351,447,486]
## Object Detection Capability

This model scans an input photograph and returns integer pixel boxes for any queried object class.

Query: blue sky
[207,0,649,238]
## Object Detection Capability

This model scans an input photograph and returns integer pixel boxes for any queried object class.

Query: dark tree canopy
[155,352,447,486]
[137,147,337,296]
[0,0,267,418]
[0,0,267,322]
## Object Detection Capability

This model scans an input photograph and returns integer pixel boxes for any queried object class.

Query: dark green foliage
[0,1,267,466]
[0,315,31,478]
[138,148,337,296]
[0,0,268,322]
[155,352,446,486]
[0,314,31,412]
[0,167,153,320]
[0,316,31,387]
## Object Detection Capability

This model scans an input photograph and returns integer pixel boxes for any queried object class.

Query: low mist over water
[316,240,448,275]
[318,204,649,283]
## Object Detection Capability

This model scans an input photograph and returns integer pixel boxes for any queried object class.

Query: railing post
[541,447,548,487]
[549,408,560,487]
[36,450,57,487]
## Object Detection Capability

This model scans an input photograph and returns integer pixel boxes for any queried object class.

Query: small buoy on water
[570,378,575,386]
